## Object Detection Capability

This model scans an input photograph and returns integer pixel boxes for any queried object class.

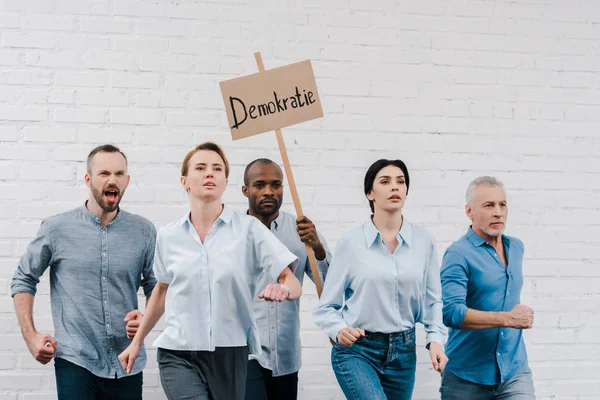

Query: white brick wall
[1,0,599,398]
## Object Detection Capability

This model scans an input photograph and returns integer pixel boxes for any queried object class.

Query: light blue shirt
[441,227,529,385]
[313,217,445,347]
[11,204,157,379]
[152,205,298,355]
[249,211,331,376]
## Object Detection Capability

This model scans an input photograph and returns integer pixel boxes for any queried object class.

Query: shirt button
[102,277,106,280]
[106,324,110,328]
[501,332,504,336]
[104,300,107,304]
[102,253,106,257]
[497,352,500,356]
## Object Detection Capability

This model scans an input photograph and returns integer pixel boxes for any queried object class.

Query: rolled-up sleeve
[441,248,470,330]
[312,240,349,342]
[11,220,54,297]
[141,224,158,298]
[306,231,332,283]
[252,219,298,281]
[422,237,446,346]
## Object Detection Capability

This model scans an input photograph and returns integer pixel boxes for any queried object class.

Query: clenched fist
[506,304,534,329]
[25,332,57,365]
[258,283,290,302]
[336,327,365,347]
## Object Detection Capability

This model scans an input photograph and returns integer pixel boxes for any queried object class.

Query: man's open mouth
[104,189,119,201]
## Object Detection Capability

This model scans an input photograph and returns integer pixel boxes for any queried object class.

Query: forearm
[279,271,302,301]
[461,308,508,330]
[132,283,168,345]
[14,293,36,337]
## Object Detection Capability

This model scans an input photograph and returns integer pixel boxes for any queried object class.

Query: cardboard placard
[219,60,323,140]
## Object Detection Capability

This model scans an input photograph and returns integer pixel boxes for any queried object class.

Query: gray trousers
[440,369,536,400]
[157,346,248,400]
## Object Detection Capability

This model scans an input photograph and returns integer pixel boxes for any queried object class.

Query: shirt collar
[80,201,124,226]
[218,205,233,224]
[466,226,511,247]
[176,213,189,228]
[364,215,412,248]
[271,212,283,230]
[245,210,282,230]
[178,204,232,228]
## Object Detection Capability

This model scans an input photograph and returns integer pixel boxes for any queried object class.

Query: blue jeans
[331,328,417,400]
[440,369,536,400]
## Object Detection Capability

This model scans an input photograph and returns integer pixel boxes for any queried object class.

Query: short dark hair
[243,158,280,186]
[87,144,127,173]
[364,159,410,213]
[181,142,230,178]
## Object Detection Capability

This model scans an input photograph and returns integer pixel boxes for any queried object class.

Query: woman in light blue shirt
[118,142,302,400]
[313,159,447,400]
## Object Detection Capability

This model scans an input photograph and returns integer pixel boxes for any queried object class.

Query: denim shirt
[441,227,529,385]
[11,204,157,378]
[249,211,331,376]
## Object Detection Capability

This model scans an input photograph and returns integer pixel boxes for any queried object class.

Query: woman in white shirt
[118,142,302,400]
[313,158,447,400]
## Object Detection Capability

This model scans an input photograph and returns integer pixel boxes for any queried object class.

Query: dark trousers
[245,360,298,400]
[158,346,249,400]
[54,357,142,400]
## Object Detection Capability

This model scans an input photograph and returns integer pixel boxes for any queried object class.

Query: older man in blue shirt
[11,145,156,400]
[440,176,535,399]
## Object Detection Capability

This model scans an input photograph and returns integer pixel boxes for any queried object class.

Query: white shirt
[152,205,298,353]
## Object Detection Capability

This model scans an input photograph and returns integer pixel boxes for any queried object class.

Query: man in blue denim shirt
[440,176,535,399]
[242,159,331,400]
[11,145,157,400]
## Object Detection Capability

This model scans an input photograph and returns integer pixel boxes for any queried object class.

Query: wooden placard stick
[254,51,324,297]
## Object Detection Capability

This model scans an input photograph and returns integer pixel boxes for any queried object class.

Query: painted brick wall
[1,0,599,398]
